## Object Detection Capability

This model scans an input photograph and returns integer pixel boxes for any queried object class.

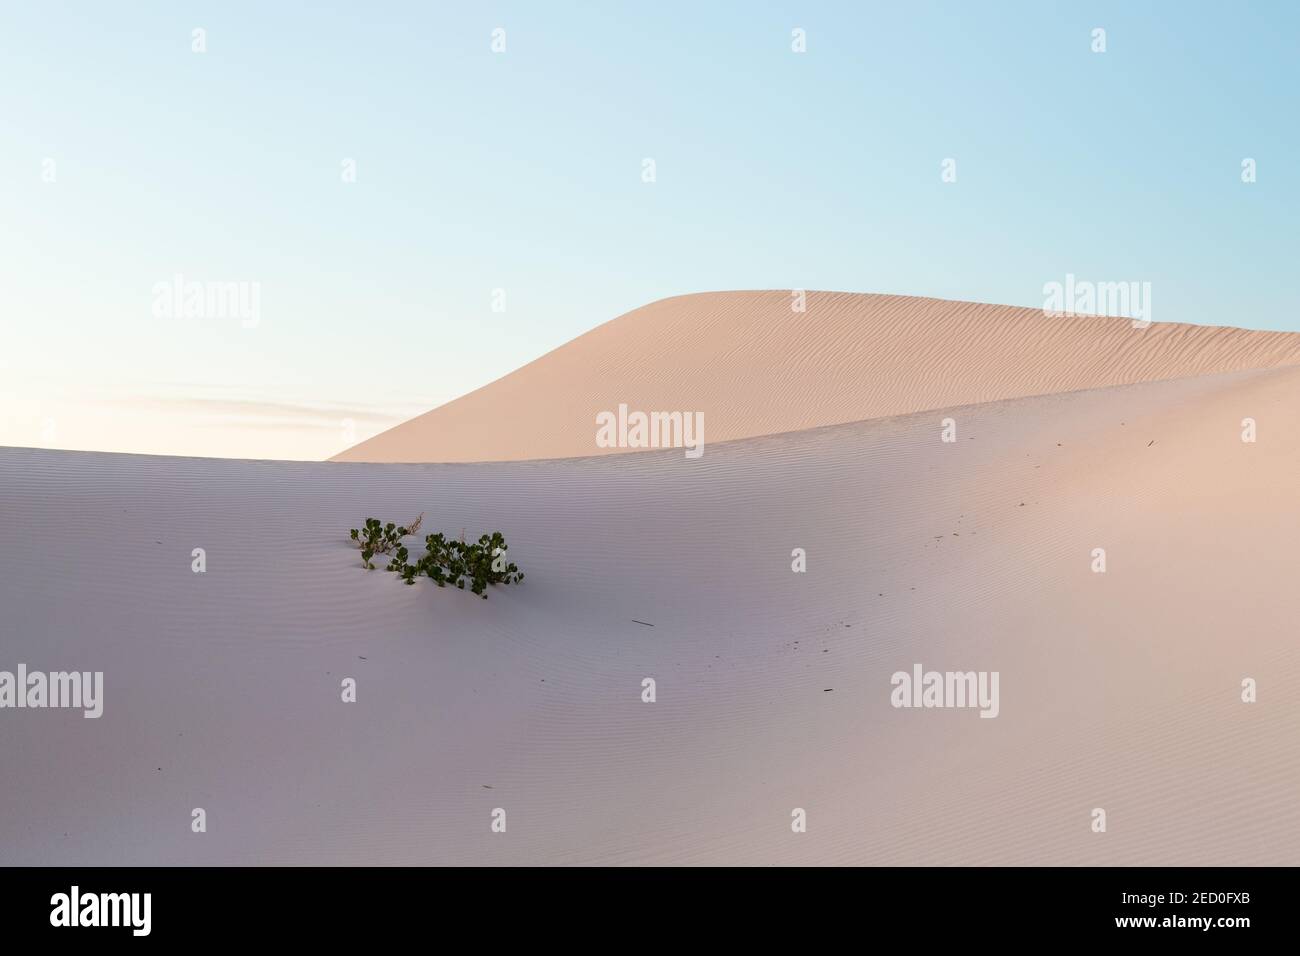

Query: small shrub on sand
[348,518,523,598]
[349,514,422,569]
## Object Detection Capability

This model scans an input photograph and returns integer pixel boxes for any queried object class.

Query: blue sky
[2,1,1296,458]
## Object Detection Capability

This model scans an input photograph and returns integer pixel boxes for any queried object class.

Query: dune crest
[333,291,1300,463]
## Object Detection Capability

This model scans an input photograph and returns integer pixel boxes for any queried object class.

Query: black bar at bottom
[0,866,1284,942]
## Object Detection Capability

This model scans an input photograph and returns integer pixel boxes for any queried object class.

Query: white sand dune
[3,359,1299,864]
[334,291,1300,463]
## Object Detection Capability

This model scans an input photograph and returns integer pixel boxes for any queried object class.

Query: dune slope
[3,364,1299,864]
[334,291,1300,462]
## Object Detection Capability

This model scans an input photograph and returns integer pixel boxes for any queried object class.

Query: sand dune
[4,361,1298,864]
[334,291,1300,463]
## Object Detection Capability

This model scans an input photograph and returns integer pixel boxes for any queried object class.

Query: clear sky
[2,1,1296,459]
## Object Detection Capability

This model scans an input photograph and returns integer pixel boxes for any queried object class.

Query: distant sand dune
[333,291,1300,462]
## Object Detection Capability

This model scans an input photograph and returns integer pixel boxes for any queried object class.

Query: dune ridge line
[333,291,1300,463]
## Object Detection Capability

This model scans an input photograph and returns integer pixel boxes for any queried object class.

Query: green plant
[349,513,422,569]
[349,518,523,598]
